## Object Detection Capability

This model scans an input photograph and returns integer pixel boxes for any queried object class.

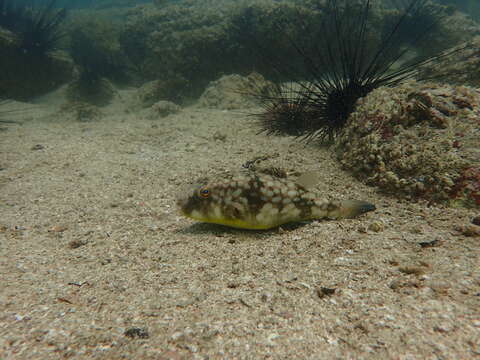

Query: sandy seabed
[0,88,479,360]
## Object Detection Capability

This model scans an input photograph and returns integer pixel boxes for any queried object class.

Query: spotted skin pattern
[177,172,375,230]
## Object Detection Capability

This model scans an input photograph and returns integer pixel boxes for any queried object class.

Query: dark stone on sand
[124,327,149,339]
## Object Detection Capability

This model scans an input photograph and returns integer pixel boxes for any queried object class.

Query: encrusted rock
[136,79,187,107]
[59,102,103,122]
[66,78,116,106]
[146,100,181,119]
[197,72,272,110]
[336,81,480,208]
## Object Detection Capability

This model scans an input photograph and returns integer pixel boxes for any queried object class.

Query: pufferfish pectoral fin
[329,200,376,219]
[296,171,321,190]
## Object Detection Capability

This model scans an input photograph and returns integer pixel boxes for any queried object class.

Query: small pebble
[398,266,425,276]
[48,225,67,233]
[31,144,44,150]
[68,239,87,249]
[357,225,367,233]
[410,225,424,234]
[213,131,227,141]
[389,278,420,290]
[368,221,384,232]
[418,239,440,248]
[316,287,336,299]
[456,225,480,237]
[124,327,149,339]
[171,331,184,341]
[261,292,272,302]
[471,216,480,226]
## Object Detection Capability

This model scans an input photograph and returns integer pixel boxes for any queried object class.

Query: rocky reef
[420,36,480,88]
[117,0,479,102]
[197,73,271,110]
[135,79,188,108]
[336,81,480,208]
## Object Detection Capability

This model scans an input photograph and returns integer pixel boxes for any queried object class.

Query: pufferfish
[176,171,375,230]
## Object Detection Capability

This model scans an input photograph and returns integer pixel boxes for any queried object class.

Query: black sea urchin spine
[0,0,67,57]
[20,0,67,56]
[249,0,471,142]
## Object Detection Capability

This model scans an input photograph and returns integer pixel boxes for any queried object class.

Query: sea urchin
[0,0,67,57]
[249,0,471,142]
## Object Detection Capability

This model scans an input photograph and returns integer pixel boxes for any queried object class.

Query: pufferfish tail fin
[328,200,376,219]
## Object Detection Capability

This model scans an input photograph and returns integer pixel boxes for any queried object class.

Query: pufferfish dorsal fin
[254,168,320,189]
[296,171,321,190]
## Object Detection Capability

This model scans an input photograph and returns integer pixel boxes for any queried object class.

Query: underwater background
[0,0,479,98]
[1,0,479,99]
[1,1,480,359]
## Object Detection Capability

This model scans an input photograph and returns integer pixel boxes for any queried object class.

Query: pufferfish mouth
[176,196,186,208]
[176,192,205,218]
[176,197,189,214]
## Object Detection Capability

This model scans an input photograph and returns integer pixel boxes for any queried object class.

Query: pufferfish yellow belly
[176,171,375,230]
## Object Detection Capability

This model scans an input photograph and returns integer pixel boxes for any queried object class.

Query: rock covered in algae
[119,0,478,102]
[135,79,187,108]
[197,72,272,110]
[336,81,480,208]
[66,77,116,106]
[58,102,103,122]
[420,36,480,88]
[145,100,180,119]
[118,1,336,98]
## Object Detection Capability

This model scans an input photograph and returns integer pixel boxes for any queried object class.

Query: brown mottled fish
[177,171,375,230]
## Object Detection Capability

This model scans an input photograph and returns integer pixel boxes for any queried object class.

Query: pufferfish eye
[199,187,210,198]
